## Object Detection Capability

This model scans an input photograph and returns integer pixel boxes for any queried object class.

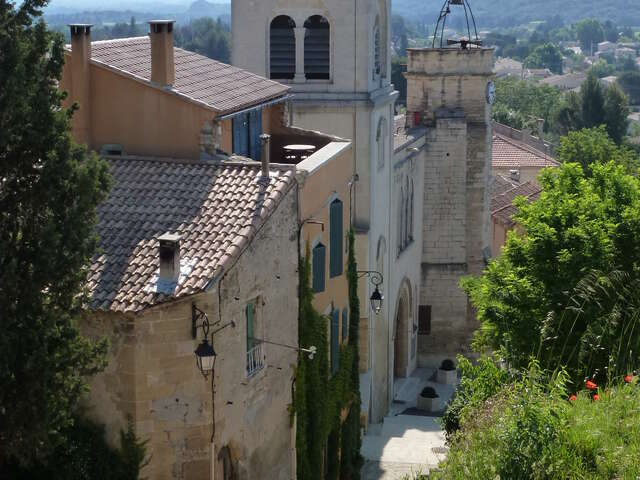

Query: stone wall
[83,184,299,480]
[406,47,493,366]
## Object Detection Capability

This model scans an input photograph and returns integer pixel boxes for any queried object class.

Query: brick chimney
[149,20,175,86]
[69,24,92,146]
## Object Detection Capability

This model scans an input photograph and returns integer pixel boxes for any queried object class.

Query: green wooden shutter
[329,199,343,278]
[342,308,348,342]
[331,309,340,375]
[246,303,254,351]
[249,108,263,161]
[312,244,326,293]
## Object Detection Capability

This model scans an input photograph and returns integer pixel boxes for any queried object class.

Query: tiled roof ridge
[494,132,559,165]
[64,36,290,114]
[491,181,542,215]
[91,35,148,45]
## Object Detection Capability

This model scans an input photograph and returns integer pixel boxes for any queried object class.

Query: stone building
[85,156,299,480]
[231,0,425,425]
[61,21,356,479]
[231,0,497,424]
[404,47,494,365]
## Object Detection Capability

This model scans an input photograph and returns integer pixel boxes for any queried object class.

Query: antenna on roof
[432,0,482,49]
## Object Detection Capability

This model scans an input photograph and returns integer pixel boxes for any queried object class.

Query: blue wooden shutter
[249,108,263,161]
[342,308,348,342]
[312,244,326,293]
[329,199,343,278]
[331,309,340,375]
[233,112,250,156]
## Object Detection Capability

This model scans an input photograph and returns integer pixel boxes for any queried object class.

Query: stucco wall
[60,53,283,160]
[83,183,299,480]
[297,142,354,330]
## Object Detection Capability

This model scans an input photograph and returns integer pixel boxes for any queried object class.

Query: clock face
[486,81,496,105]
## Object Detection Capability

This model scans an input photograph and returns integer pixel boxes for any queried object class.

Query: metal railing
[246,342,265,377]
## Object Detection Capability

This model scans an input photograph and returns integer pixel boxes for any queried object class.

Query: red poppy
[593,394,600,401]
[625,374,634,383]
[569,394,577,401]
[585,380,597,390]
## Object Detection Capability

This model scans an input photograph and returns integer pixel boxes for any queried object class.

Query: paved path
[361,368,456,480]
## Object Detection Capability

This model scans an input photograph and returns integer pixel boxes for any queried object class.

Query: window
[232,108,262,160]
[270,16,296,80]
[376,118,387,171]
[398,175,414,254]
[418,305,431,335]
[304,15,330,80]
[331,309,340,375]
[342,308,348,342]
[373,19,381,78]
[312,243,326,293]
[246,300,264,376]
[329,199,343,278]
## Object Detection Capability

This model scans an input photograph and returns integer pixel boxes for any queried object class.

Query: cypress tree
[0,0,110,467]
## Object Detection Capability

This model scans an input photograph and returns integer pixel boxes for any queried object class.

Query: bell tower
[232,0,399,424]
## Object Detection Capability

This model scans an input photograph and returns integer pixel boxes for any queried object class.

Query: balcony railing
[246,342,265,377]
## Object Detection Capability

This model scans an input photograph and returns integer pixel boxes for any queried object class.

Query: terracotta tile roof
[492,174,521,197]
[88,156,295,313]
[491,181,542,226]
[492,134,560,169]
[74,36,289,114]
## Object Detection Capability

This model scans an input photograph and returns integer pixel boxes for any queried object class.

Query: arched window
[373,17,381,78]
[304,15,330,80]
[270,16,296,80]
[399,184,405,253]
[404,177,410,246]
[409,179,414,242]
[376,117,387,171]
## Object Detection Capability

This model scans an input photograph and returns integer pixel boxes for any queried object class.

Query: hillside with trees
[392,0,640,29]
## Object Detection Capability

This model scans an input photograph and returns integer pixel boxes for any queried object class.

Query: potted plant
[437,358,458,385]
[417,386,440,412]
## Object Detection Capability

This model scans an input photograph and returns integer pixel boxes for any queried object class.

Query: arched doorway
[393,280,411,379]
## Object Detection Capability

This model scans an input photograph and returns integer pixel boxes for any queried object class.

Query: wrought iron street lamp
[358,271,384,314]
[192,304,235,379]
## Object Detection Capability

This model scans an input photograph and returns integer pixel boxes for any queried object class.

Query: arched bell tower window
[304,15,330,80]
[373,17,381,79]
[270,15,296,80]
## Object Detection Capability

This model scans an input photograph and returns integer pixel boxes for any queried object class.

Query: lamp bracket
[357,270,384,286]
[192,304,210,339]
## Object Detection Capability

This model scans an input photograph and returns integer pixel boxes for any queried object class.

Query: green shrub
[440,355,512,438]
[6,416,148,480]
[433,368,640,479]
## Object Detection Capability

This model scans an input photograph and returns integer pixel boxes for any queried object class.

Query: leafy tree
[618,71,640,105]
[525,43,563,74]
[575,19,604,54]
[174,17,231,63]
[603,84,631,144]
[0,0,110,467]
[391,56,407,106]
[492,78,563,133]
[557,126,637,173]
[588,59,615,79]
[552,91,582,136]
[602,20,619,43]
[462,160,640,386]
[581,72,605,128]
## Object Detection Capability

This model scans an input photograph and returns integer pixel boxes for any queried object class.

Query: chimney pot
[158,233,181,282]
[509,169,520,182]
[148,20,175,86]
[68,24,93,146]
[260,134,271,179]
